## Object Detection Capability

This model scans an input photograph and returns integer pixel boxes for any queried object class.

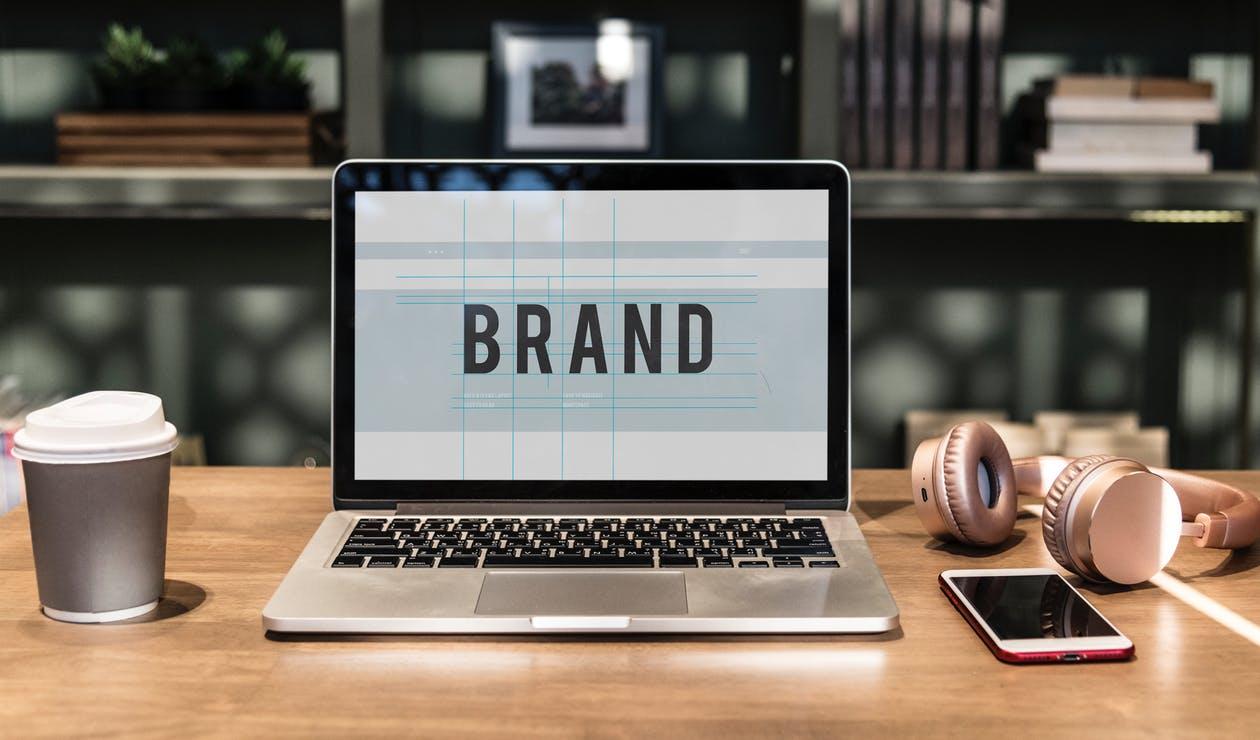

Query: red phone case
[938,574,1135,664]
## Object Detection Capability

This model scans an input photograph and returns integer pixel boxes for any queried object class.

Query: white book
[1046,122,1197,154]
[1034,150,1212,174]
[1043,96,1220,123]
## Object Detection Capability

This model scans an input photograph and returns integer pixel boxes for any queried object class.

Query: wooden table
[2,468,1259,737]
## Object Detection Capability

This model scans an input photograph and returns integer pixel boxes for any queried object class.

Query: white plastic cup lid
[13,391,178,465]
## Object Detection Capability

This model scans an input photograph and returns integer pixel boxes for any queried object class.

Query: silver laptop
[262,160,898,634]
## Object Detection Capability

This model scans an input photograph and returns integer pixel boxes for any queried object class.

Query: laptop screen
[354,187,826,481]
[333,162,847,505]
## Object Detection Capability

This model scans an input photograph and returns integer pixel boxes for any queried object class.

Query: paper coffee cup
[13,391,178,623]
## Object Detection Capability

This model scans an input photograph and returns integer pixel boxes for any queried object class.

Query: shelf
[1,166,1257,222]
[0,165,334,220]
[850,171,1260,219]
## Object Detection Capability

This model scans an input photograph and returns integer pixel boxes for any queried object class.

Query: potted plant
[148,35,228,111]
[229,30,310,111]
[91,24,157,110]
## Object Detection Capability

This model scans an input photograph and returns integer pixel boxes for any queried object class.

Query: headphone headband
[1013,456,1260,550]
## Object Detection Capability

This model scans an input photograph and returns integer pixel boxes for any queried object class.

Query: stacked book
[1020,75,1220,173]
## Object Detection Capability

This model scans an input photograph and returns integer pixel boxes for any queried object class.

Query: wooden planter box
[55,112,340,167]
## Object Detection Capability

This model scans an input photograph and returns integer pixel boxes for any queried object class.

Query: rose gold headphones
[911,421,1260,585]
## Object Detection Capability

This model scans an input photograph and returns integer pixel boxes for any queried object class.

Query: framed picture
[491,21,664,157]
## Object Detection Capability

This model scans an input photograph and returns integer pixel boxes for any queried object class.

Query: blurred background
[1,1,1258,481]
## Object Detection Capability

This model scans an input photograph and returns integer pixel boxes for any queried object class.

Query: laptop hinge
[395,501,788,516]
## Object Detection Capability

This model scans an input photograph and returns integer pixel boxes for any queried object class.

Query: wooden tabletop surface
[2,468,1259,738]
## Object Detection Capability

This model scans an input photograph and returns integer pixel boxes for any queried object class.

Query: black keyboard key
[346,535,397,545]
[340,546,410,558]
[768,546,836,557]
[587,553,654,567]
[455,521,484,531]
[772,557,804,568]
[809,560,840,568]
[659,554,697,567]
[481,553,654,568]
[728,547,758,557]
[482,553,553,567]
[367,556,403,568]
[695,548,725,558]
[438,554,480,568]
[702,557,733,568]
[414,547,446,558]
[738,560,770,568]
[332,555,365,568]
[550,552,588,566]
[403,557,435,568]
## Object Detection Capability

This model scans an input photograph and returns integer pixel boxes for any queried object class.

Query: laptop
[262,160,899,633]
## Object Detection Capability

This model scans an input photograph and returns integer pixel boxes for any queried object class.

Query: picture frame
[490,21,664,157]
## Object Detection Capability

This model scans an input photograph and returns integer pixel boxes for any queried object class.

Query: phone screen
[947,573,1118,639]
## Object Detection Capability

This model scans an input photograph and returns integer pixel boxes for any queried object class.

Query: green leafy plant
[159,35,226,88]
[92,24,158,87]
[231,29,308,88]
[227,29,310,110]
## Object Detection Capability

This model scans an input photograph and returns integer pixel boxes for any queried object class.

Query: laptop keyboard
[331,517,839,569]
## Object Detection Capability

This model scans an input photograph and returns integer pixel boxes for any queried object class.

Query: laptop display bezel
[332,160,849,509]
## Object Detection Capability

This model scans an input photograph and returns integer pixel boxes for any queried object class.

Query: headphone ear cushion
[1042,455,1113,576]
[937,422,1018,546]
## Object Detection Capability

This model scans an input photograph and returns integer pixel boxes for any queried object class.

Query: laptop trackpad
[474,572,688,615]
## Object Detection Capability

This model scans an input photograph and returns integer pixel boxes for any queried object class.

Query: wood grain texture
[55,112,317,167]
[2,468,1259,738]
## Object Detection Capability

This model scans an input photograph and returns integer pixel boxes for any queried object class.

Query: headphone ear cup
[936,422,1018,546]
[1041,455,1114,578]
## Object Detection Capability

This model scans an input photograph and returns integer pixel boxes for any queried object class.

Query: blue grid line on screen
[560,197,565,479]
[546,276,551,390]
[511,198,516,480]
[461,198,466,480]
[451,396,757,400]
[611,197,617,480]
[396,274,759,279]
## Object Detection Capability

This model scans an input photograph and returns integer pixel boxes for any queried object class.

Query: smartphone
[939,568,1135,664]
